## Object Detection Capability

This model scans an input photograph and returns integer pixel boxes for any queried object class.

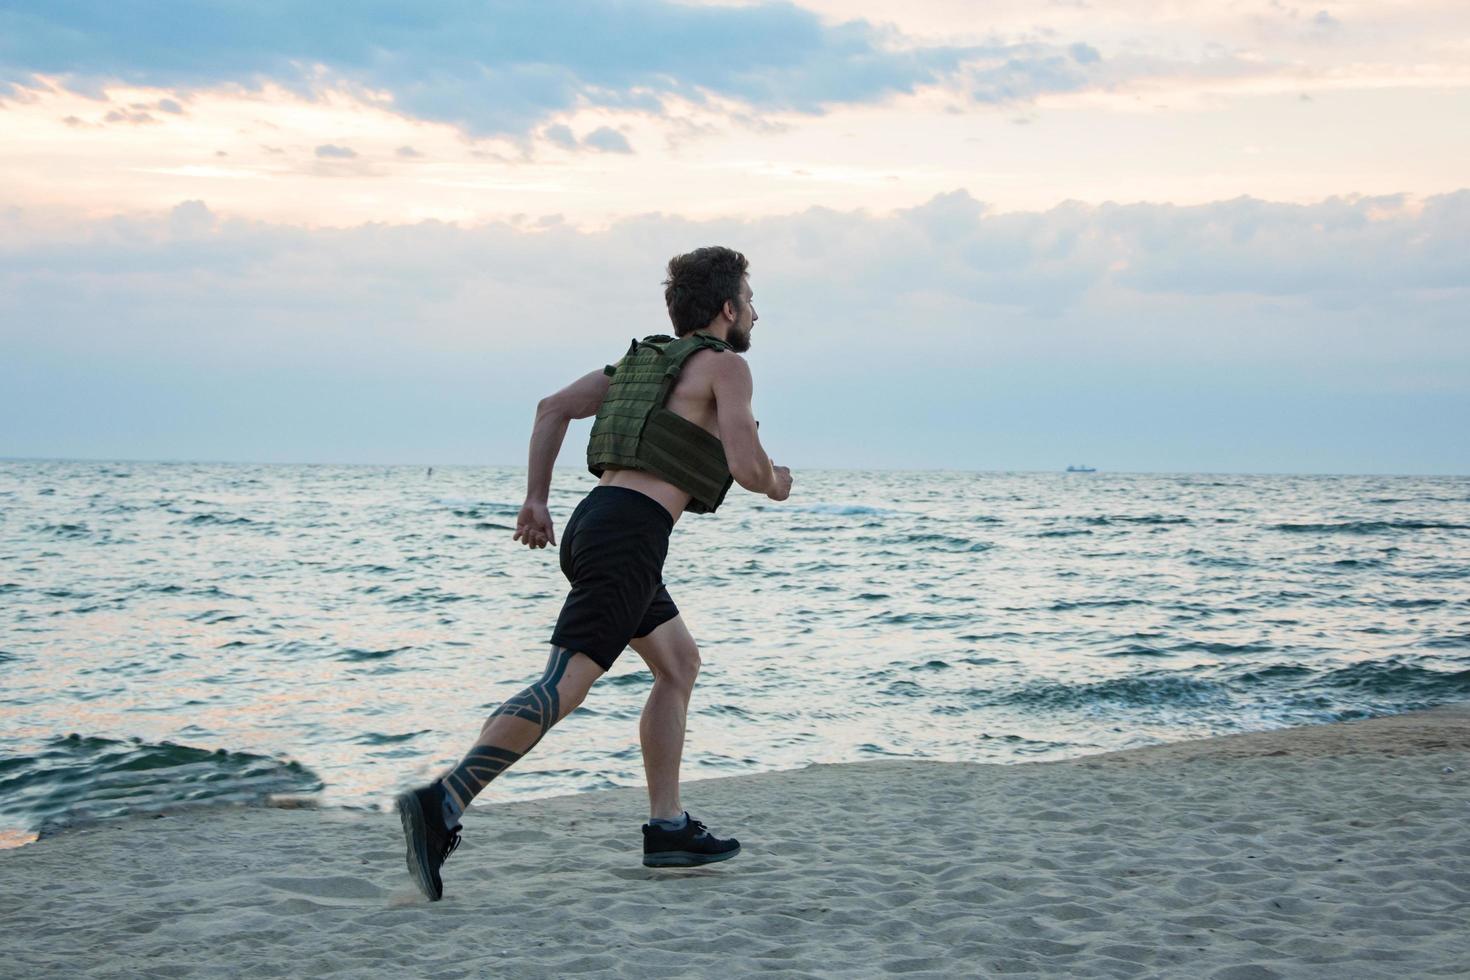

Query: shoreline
[2,703,1467,977]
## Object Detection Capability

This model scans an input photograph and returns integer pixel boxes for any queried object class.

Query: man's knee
[629,618,701,690]
[658,648,701,691]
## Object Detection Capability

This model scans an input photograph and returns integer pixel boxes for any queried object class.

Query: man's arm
[710,353,777,495]
[514,368,611,549]
[525,367,612,502]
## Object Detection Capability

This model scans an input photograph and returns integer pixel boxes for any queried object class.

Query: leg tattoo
[442,646,576,806]
[443,744,522,806]
[485,645,569,736]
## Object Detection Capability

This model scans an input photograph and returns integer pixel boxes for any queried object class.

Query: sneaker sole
[394,791,441,901]
[643,845,741,868]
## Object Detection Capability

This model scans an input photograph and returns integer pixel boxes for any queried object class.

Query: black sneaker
[642,812,741,868]
[395,782,462,901]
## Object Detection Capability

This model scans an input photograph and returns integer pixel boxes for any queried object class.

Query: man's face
[727,278,757,353]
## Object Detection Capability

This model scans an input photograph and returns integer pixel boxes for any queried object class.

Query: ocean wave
[1050,598,1148,611]
[193,585,246,600]
[1234,664,1315,683]
[324,563,396,575]
[1270,520,1470,534]
[438,498,521,517]
[909,659,953,672]
[98,501,147,514]
[1230,656,1470,699]
[789,503,896,516]
[1401,565,1470,580]
[1315,657,1470,697]
[188,513,258,526]
[1186,554,1253,568]
[899,533,994,552]
[997,672,1230,710]
[1078,515,1193,526]
[34,522,90,538]
[704,703,756,719]
[864,610,924,625]
[387,588,468,606]
[1171,639,1275,656]
[0,734,322,838]
[352,730,431,745]
[336,646,412,662]
[186,609,244,624]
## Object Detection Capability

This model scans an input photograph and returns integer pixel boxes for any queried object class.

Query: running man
[396,246,792,901]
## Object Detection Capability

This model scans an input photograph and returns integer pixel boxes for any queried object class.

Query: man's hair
[662,246,748,337]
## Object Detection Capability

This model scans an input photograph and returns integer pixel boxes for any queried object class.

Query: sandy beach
[2,704,1466,979]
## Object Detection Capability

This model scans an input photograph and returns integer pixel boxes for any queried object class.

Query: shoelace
[441,829,462,861]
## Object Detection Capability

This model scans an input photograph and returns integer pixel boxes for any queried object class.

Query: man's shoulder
[689,346,748,376]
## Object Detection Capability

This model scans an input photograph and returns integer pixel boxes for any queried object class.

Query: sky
[2,0,1467,474]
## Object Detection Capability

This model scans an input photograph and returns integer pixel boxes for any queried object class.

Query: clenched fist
[767,465,793,501]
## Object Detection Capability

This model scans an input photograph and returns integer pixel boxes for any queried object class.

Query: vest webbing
[587,332,735,514]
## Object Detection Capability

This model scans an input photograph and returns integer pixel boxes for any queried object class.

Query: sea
[2,461,1467,848]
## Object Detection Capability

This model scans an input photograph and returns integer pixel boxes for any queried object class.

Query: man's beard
[727,321,751,353]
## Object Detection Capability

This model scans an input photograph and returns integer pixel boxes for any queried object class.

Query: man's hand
[513,500,556,549]
[766,464,793,501]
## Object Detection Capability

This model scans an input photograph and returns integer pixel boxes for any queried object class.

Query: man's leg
[629,615,700,821]
[440,644,607,811]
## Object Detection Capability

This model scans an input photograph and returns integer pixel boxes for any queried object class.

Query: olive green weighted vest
[587,332,735,514]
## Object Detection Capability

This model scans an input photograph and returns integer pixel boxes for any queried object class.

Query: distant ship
[1065,465,1097,473]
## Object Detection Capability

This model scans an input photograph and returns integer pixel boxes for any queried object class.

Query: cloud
[4,189,1463,327]
[0,1,1111,136]
[2,188,1463,356]
[540,122,634,154]
[314,144,357,159]
[582,126,633,154]
[2,189,1466,470]
[1312,10,1341,30]
[103,108,155,124]
[166,199,216,237]
[1069,42,1102,65]
[394,145,422,159]
[542,124,579,151]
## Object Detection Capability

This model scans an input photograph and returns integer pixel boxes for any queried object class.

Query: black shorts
[549,485,680,670]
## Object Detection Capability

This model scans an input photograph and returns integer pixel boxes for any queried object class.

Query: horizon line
[1,455,1464,479]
